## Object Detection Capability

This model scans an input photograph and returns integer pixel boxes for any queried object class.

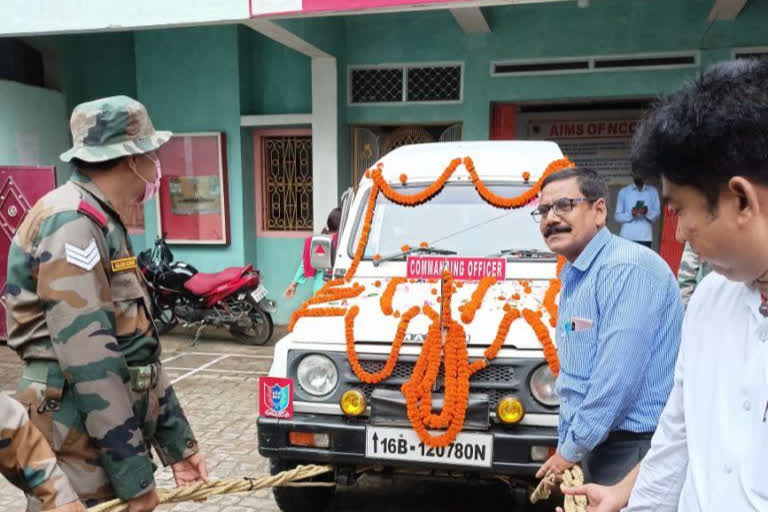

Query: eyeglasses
[530,197,586,223]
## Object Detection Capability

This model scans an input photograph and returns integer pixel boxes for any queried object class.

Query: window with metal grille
[733,48,768,60]
[492,52,698,76]
[350,64,463,104]
[261,136,313,231]
[407,65,462,102]
[350,67,403,103]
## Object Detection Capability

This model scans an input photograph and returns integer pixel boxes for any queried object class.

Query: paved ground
[0,327,550,512]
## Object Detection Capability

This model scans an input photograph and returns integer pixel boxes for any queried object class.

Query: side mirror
[310,234,335,271]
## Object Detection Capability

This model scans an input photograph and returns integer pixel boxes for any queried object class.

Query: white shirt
[625,272,768,511]
[614,184,661,242]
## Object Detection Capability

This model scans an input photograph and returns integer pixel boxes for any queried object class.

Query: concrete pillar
[311,56,339,230]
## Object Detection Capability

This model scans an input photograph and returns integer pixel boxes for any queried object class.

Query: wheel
[153,301,178,335]
[270,459,335,512]
[230,305,274,345]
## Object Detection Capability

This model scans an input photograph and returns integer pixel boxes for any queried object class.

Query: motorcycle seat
[184,265,252,295]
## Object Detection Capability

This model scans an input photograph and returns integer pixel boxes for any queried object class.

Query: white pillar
[311,57,338,231]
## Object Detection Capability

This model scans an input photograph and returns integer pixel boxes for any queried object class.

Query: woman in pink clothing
[283,207,341,298]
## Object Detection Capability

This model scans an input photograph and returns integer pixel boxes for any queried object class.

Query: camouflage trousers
[15,360,170,510]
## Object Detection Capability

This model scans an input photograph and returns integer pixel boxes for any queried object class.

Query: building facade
[1,0,766,323]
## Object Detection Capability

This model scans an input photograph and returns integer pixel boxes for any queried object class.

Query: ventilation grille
[492,52,698,76]
[350,67,403,104]
[350,64,463,104]
[734,48,768,60]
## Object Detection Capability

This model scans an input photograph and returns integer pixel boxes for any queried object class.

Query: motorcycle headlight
[296,354,338,397]
[530,364,559,407]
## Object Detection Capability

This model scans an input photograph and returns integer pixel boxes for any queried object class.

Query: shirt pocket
[562,328,597,380]
[111,270,153,337]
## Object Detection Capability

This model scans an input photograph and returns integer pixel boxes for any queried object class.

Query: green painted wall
[336,0,768,140]
[8,0,767,328]
[22,32,138,184]
[0,80,69,170]
[245,29,312,115]
[134,25,247,272]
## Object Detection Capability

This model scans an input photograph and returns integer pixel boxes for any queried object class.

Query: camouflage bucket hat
[60,95,172,163]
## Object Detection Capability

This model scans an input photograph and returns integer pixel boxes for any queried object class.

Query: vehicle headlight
[296,354,338,396]
[530,364,559,407]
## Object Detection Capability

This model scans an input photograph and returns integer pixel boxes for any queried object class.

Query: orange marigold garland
[460,276,497,324]
[380,277,407,316]
[347,305,421,384]
[371,158,462,207]
[291,155,569,447]
[522,308,559,377]
[543,255,567,327]
[306,282,365,306]
[345,182,380,282]
[441,269,454,327]
[402,307,471,446]
[465,156,573,209]
[288,307,346,332]
[399,173,408,185]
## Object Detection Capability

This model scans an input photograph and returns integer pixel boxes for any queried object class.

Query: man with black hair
[559,58,768,511]
[613,171,661,249]
[531,167,682,486]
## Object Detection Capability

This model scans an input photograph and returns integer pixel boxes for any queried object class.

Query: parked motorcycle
[138,235,276,345]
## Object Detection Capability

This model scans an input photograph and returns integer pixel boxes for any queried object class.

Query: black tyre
[153,302,178,335]
[270,459,335,512]
[229,305,273,345]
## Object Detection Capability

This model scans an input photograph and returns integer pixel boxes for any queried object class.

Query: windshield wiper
[486,248,556,260]
[373,245,458,266]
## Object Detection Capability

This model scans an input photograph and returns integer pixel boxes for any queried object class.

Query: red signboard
[259,377,294,419]
[0,166,56,340]
[530,119,638,139]
[407,256,506,281]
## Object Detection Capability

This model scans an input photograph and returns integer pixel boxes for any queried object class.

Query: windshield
[348,182,551,260]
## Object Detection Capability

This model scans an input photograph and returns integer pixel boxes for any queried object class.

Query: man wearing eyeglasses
[532,167,683,486]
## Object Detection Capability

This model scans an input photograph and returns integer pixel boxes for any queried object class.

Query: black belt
[606,430,654,442]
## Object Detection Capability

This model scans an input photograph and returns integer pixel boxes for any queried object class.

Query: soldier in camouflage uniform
[5,96,208,512]
[0,389,84,512]
[677,241,712,307]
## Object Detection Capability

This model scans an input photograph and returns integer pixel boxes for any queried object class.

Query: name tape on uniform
[111,256,138,273]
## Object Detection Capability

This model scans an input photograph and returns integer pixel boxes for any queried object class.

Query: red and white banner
[407,256,506,281]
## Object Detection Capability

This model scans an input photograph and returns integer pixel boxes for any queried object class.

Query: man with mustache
[533,167,683,486]
[558,58,768,512]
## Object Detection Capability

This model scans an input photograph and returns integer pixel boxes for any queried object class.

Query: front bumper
[258,413,557,477]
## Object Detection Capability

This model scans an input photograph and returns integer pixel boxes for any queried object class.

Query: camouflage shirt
[677,242,712,307]
[0,392,84,511]
[5,171,197,500]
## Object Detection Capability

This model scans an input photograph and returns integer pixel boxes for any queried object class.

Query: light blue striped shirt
[556,227,683,462]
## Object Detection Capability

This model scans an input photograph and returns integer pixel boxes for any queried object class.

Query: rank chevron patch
[64,239,101,271]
